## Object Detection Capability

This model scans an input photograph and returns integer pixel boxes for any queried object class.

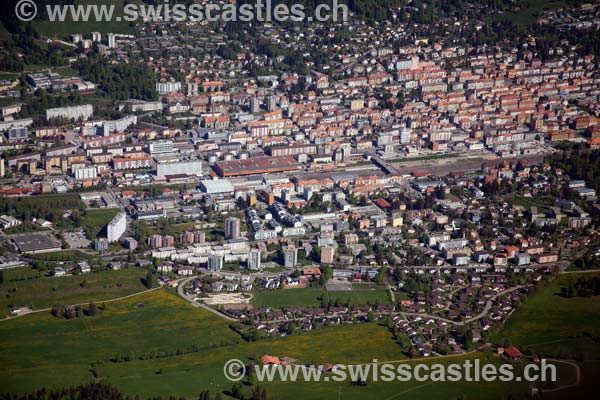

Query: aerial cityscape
[0,1,599,399]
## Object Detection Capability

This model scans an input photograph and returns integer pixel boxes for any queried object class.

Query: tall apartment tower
[250,97,261,113]
[107,212,126,243]
[225,217,241,240]
[208,256,224,271]
[283,246,298,269]
[248,249,261,270]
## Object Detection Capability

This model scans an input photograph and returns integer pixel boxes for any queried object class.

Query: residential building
[107,212,127,243]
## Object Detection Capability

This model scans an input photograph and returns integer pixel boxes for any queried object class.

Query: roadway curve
[176,277,237,322]
[539,359,581,393]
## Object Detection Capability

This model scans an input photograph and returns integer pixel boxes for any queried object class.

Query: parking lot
[63,230,91,249]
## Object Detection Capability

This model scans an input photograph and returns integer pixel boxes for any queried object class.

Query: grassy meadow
[0,289,537,400]
[0,268,147,316]
[496,272,600,360]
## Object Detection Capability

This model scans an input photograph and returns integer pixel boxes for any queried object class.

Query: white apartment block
[107,212,127,243]
[156,81,182,94]
[46,104,93,121]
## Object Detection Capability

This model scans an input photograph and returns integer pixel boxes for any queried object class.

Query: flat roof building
[214,156,302,177]
[13,233,62,254]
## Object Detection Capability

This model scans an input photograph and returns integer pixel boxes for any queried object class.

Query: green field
[0,268,148,316]
[3,223,49,235]
[505,195,553,213]
[252,284,390,309]
[28,249,93,261]
[0,267,41,282]
[252,288,324,308]
[80,208,120,238]
[496,272,600,360]
[0,72,19,82]
[0,193,84,214]
[34,0,136,37]
[0,289,537,399]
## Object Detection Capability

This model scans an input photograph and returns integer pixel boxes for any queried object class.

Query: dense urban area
[1,1,600,400]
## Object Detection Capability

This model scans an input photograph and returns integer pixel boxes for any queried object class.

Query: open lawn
[0,268,148,316]
[505,195,553,213]
[60,208,121,240]
[0,289,538,399]
[0,267,41,283]
[3,223,49,235]
[252,284,390,309]
[28,249,93,261]
[0,73,19,83]
[0,193,84,215]
[495,272,600,360]
[252,288,324,308]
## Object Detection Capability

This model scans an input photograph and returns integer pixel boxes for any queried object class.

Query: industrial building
[156,159,203,178]
[198,179,235,195]
[214,156,302,177]
[13,233,62,254]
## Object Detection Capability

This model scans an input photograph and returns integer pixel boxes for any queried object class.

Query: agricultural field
[495,272,600,360]
[0,268,148,316]
[0,266,41,283]
[0,289,541,400]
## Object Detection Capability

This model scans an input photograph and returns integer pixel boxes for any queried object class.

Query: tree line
[560,276,600,298]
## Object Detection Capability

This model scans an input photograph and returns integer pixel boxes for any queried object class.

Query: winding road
[176,277,237,322]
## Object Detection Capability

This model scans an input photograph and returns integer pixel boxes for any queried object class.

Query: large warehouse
[156,159,203,178]
[13,233,62,254]
[199,179,235,195]
[213,156,303,177]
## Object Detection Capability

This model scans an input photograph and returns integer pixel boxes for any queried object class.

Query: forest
[0,382,269,400]
[74,56,158,101]
[547,149,600,193]
[560,276,600,298]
